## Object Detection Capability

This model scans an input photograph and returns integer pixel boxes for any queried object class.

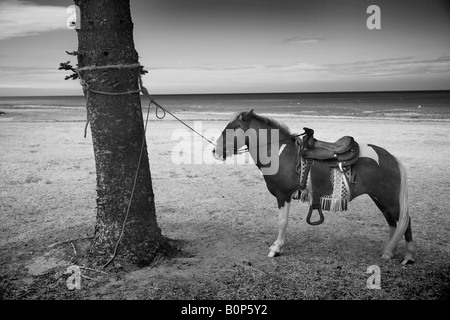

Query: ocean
[1,91,449,120]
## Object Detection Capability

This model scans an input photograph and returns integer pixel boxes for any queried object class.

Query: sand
[0,109,449,300]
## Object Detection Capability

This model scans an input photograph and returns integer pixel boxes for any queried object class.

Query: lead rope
[102,95,152,268]
[77,65,216,147]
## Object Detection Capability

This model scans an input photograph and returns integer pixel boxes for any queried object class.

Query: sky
[0,0,449,96]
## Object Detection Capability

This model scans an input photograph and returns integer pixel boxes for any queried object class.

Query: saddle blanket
[293,157,352,212]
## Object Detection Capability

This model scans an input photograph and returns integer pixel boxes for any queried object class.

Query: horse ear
[242,109,254,121]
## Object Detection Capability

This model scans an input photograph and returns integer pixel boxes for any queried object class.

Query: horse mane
[229,111,293,137]
[251,113,292,137]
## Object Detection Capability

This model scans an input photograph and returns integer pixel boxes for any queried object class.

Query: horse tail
[384,156,409,255]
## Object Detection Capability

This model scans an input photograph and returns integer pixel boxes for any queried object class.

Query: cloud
[0,64,80,96]
[150,56,450,79]
[282,36,324,44]
[150,65,257,71]
[265,62,321,72]
[323,56,450,77]
[0,0,68,41]
[144,61,320,73]
[145,55,450,89]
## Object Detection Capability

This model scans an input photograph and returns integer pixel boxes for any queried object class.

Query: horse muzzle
[212,148,232,161]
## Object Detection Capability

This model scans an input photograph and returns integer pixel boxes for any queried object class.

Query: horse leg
[402,218,416,265]
[370,196,416,264]
[370,196,398,258]
[268,201,291,257]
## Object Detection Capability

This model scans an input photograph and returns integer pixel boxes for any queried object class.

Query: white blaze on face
[359,144,379,165]
[278,144,287,156]
[213,134,225,160]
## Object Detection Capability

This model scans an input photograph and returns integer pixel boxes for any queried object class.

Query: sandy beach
[0,108,449,299]
[1,0,449,304]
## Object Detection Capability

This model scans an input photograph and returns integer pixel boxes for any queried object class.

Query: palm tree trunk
[74,0,169,267]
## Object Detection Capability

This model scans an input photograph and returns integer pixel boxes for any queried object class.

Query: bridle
[219,114,308,157]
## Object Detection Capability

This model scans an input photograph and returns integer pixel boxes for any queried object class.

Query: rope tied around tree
[59,61,216,267]
[60,60,215,144]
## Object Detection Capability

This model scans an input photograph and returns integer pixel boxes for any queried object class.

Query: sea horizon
[1,89,449,98]
[1,90,449,120]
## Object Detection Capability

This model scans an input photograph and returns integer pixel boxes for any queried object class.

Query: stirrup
[306,205,324,226]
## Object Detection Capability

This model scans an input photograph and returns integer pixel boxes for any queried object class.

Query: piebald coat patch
[278,144,287,156]
[359,144,379,165]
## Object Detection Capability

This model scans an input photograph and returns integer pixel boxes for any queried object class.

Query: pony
[212,109,416,265]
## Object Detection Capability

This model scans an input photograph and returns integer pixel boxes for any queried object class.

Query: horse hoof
[268,250,281,258]
[270,242,284,251]
[381,252,394,260]
[401,256,415,265]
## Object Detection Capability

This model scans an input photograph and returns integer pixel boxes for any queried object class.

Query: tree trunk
[74,0,168,267]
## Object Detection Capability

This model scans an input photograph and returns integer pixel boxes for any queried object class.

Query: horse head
[212,109,254,161]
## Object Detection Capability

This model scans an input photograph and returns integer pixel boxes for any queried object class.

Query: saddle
[296,128,360,226]
[300,127,359,167]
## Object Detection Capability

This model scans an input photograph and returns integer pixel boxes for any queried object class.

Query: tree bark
[74,0,168,267]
